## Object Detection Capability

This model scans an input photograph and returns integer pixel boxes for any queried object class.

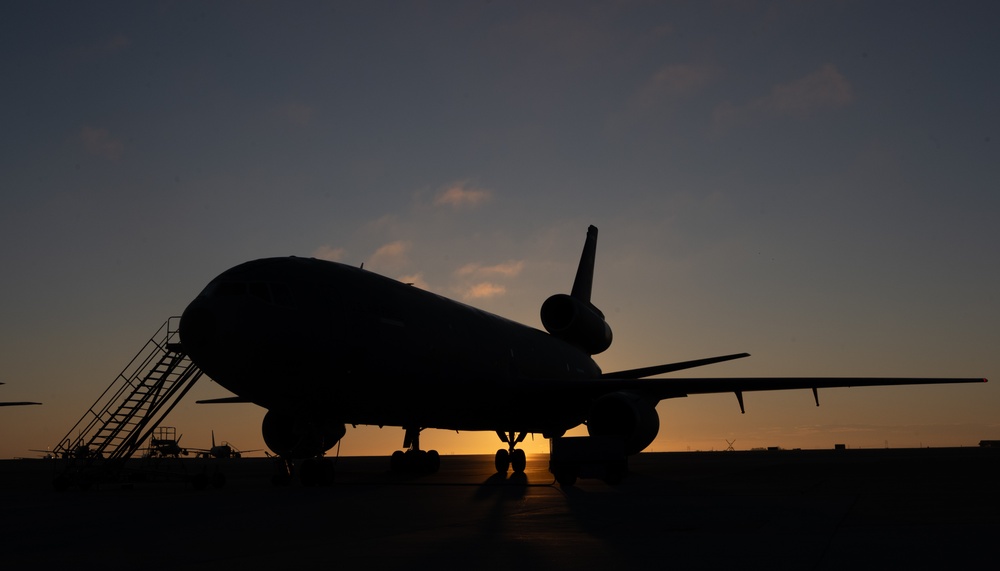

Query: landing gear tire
[511,448,527,473]
[390,448,441,473]
[426,449,441,472]
[604,458,628,485]
[390,450,405,472]
[271,458,293,486]
[300,458,334,486]
[494,449,510,474]
[554,464,578,487]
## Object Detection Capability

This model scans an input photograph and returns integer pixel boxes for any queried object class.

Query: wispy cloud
[453,259,524,300]
[79,126,124,160]
[463,282,507,300]
[634,63,720,109]
[712,64,854,131]
[369,240,411,270]
[398,273,429,289]
[312,245,346,261]
[610,62,720,130]
[277,101,315,126]
[456,260,524,278]
[434,181,492,209]
[70,34,131,62]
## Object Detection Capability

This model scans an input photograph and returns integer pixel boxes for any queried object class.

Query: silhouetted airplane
[0,382,40,407]
[179,226,985,483]
[188,431,262,459]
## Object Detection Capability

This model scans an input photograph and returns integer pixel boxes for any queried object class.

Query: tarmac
[2,447,998,570]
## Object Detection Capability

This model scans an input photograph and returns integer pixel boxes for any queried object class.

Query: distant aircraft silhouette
[0,382,40,407]
[179,226,985,483]
[187,431,262,459]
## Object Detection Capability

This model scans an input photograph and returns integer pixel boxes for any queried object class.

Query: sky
[2,1,998,459]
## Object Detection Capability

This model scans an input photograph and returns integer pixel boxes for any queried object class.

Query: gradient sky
[2,1,998,459]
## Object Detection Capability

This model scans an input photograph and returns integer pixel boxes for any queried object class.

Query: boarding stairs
[52,317,203,473]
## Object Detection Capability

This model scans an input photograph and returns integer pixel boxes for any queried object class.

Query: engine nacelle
[587,391,660,455]
[540,293,613,355]
[261,410,346,458]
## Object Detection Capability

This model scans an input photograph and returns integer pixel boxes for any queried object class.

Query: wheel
[426,450,441,473]
[211,472,227,488]
[271,459,292,486]
[191,473,209,490]
[553,463,578,487]
[390,450,405,472]
[604,457,628,485]
[300,460,318,486]
[511,449,527,473]
[494,449,510,473]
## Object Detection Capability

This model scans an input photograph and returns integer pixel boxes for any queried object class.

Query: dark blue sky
[2,1,997,457]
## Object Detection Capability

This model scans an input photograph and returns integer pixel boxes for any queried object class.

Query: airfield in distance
[2,447,997,569]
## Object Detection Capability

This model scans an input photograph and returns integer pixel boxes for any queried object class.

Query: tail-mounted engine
[541,294,613,355]
[261,409,346,459]
[541,225,613,355]
[587,391,660,455]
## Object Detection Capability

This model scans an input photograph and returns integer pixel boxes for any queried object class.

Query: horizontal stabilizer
[603,353,751,379]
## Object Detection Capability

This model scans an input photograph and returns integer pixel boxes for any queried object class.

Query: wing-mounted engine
[541,225,613,355]
[261,409,346,459]
[587,391,660,455]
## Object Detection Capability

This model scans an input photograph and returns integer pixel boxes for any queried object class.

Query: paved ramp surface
[3,449,998,569]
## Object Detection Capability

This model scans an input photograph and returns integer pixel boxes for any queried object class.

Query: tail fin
[570,225,599,303]
[540,225,613,354]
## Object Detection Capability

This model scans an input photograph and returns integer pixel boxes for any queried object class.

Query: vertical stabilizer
[540,225,613,354]
[571,225,599,303]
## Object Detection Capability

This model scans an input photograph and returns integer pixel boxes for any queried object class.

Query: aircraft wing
[529,376,986,413]
[579,353,985,408]
[598,376,986,399]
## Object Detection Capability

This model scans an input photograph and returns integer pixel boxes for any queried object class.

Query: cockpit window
[248,282,272,303]
[206,280,295,308]
[216,282,246,297]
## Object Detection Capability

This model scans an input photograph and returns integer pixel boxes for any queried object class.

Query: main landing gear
[270,456,336,486]
[390,426,440,473]
[494,431,528,474]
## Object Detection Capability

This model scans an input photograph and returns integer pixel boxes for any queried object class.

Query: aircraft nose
[179,303,216,355]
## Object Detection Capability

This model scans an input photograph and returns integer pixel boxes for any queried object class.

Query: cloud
[103,34,131,53]
[70,34,131,62]
[456,260,524,278]
[397,273,429,290]
[712,64,854,130]
[453,260,524,301]
[312,245,346,261]
[434,181,492,209]
[463,282,507,300]
[277,102,315,126]
[369,240,410,269]
[79,126,124,160]
[610,63,720,130]
[634,63,720,109]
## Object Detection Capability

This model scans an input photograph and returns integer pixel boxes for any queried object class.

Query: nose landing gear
[494,431,528,474]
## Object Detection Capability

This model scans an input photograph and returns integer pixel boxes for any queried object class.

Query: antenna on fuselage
[571,225,599,303]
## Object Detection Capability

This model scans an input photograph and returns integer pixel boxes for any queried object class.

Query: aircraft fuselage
[180,257,599,436]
